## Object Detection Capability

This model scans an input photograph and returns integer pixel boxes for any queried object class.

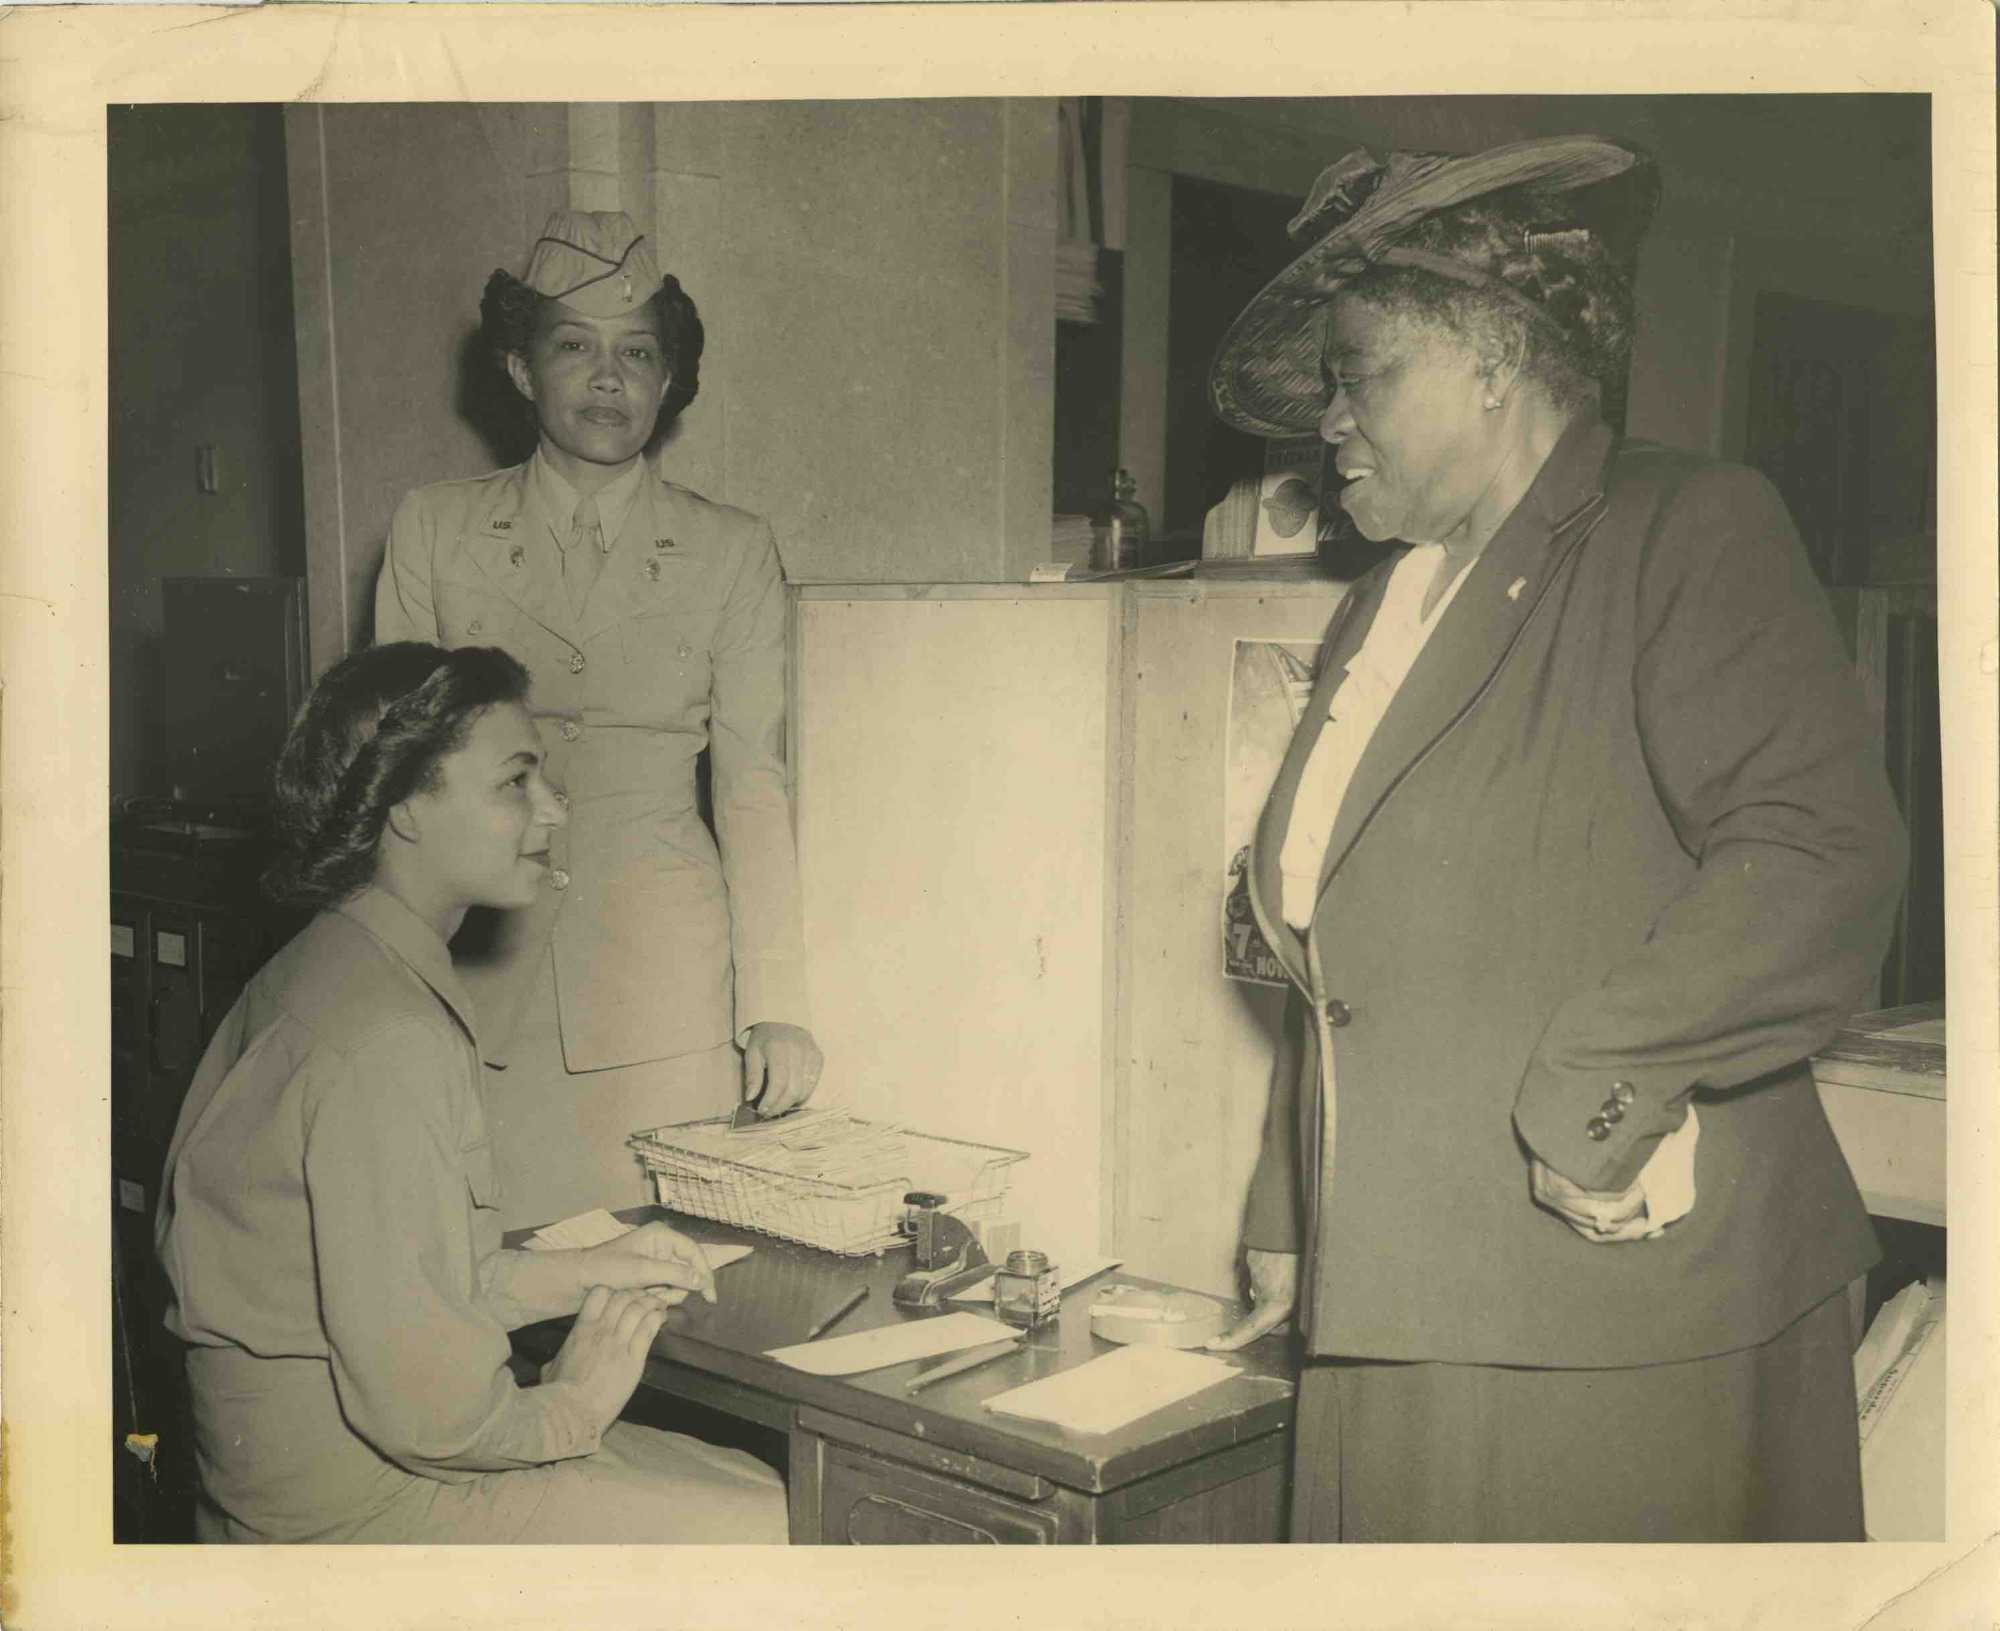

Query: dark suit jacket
[1240,418,1906,1369]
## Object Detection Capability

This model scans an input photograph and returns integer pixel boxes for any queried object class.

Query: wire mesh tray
[628,1109,1027,1256]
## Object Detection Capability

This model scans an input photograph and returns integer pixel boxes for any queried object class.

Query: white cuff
[1636,1106,1700,1237]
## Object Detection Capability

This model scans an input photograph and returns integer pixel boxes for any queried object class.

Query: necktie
[563,492,604,615]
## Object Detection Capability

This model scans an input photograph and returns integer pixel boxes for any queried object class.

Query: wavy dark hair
[1348,188,1641,412]
[265,642,531,909]
[479,268,705,440]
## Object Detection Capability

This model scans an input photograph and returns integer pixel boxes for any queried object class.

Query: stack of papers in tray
[982,1345,1239,1435]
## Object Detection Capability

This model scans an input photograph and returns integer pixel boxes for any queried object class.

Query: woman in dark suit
[1205,137,1906,1542]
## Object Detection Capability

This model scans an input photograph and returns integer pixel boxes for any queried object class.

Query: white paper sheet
[766,1311,1020,1376]
[525,1209,632,1250]
[982,1344,1239,1435]
[947,1255,1123,1304]
[524,1209,755,1273]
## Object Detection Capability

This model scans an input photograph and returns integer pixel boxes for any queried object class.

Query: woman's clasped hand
[541,1286,679,1431]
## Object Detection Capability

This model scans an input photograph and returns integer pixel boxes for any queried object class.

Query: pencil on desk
[804,1284,869,1341]
[905,1339,1021,1394]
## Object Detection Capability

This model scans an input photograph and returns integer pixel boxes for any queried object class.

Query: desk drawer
[813,1439,1059,1544]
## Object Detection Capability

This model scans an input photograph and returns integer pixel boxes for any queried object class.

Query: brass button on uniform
[1585,1114,1612,1141]
[1602,1102,1625,1124]
[549,868,571,891]
[568,652,586,674]
[1610,1081,1636,1107]
[1324,999,1351,1027]
[559,720,581,742]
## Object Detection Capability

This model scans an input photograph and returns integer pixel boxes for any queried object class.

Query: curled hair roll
[265,642,530,909]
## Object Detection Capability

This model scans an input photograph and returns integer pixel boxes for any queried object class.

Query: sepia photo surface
[5,3,1997,1627]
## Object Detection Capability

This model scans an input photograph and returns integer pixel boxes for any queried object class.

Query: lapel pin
[645,558,662,581]
[509,545,526,568]
[1506,576,1526,602]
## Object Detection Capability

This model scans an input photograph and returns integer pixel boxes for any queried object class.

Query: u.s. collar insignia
[654,537,677,551]
[492,519,512,531]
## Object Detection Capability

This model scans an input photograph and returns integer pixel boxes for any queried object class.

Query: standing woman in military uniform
[377,211,822,1230]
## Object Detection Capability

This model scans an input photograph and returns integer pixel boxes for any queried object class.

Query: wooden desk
[510,1209,1296,1544]
[1813,1002,1947,1227]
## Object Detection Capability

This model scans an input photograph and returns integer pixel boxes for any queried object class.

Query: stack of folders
[1050,514,1096,570]
[1056,240,1103,325]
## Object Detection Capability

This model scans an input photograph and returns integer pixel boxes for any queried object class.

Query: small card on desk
[524,1208,755,1273]
[767,1312,1019,1377]
[982,1345,1239,1435]
[524,1209,632,1250]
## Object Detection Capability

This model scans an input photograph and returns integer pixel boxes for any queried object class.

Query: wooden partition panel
[794,588,1120,1258]
[1115,582,1347,1295]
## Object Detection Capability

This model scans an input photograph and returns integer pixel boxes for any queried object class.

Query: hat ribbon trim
[1375,246,1563,337]
[534,232,651,304]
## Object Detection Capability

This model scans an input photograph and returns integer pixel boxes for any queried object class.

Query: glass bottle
[992,1249,1062,1330]
[1094,468,1152,573]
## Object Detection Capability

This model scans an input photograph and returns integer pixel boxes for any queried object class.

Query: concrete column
[1000,99,1059,582]
[645,104,728,502]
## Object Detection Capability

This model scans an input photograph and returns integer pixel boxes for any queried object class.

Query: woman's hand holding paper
[741,1022,825,1118]
[578,1219,718,1304]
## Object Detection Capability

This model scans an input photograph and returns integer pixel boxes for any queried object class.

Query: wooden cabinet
[798,1411,1064,1543]
[791,1403,1289,1544]
[1811,1003,1947,1228]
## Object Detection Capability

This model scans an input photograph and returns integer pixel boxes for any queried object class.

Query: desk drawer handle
[844,1493,1002,1545]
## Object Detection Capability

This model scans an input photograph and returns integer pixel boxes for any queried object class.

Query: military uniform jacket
[155,889,604,1539]
[376,456,809,1072]
[1240,419,1907,1370]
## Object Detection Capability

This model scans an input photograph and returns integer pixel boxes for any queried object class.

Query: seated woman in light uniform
[376,210,822,1231]
[155,642,788,1543]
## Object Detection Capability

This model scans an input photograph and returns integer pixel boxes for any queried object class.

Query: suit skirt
[1288,1286,1863,1542]
[481,949,740,1233]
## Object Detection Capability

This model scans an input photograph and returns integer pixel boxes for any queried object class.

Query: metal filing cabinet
[110,819,302,1541]
[110,829,296,1221]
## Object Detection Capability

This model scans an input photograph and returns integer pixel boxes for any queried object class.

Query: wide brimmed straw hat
[1208,136,1649,437]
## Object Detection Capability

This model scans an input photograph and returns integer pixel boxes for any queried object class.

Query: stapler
[891,1191,996,1308]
